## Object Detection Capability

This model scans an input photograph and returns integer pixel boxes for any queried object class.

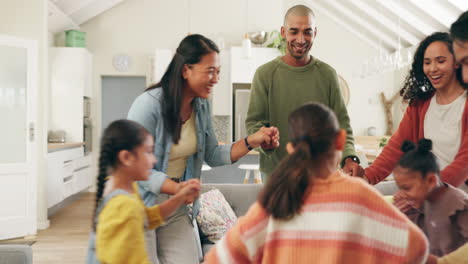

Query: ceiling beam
[311,1,382,52]
[348,0,420,46]
[447,0,468,12]
[48,0,79,33]
[59,0,96,16]
[375,0,436,36]
[70,0,125,25]
[323,1,399,49]
[408,0,454,29]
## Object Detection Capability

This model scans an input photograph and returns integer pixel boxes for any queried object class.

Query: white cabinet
[47,147,92,208]
[212,47,280,141]
[73,155,93,194]
[47,151,64,208]
[83,53,93,97]
[49,47,92,142]
[212,50,231,116]
[230,47,280,84]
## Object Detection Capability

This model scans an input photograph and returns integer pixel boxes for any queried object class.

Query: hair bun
[417,138,432,152]
[401,140,416,153]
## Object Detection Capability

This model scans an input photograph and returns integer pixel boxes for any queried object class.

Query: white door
[0,35,38,239]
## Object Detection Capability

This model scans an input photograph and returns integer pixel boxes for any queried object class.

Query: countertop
[48,142,85,152]
[355,136,390,164]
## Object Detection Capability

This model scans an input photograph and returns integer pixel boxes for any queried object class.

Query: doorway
[101,76,146,131]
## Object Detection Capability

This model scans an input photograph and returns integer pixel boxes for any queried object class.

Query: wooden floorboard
[33,192,95,264]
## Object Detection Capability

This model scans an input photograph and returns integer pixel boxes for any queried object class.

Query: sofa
[200,183,262,254]
[199,180,398,255]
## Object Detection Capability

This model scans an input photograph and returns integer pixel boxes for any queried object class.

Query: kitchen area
[46,45,94,215]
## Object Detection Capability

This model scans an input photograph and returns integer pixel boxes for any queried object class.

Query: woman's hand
[248,126,280,150]
[230,126,280,162]
[176,179,201,204]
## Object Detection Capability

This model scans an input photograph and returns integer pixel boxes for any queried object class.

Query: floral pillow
[196,189,237,243]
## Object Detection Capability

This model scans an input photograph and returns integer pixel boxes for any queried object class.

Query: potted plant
[379,137,388,148]
[266,30,286,55]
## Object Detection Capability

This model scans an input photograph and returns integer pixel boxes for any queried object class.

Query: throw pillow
[196,189,237,243]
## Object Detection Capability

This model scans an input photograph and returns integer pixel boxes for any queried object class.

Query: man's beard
[287,43,310,59]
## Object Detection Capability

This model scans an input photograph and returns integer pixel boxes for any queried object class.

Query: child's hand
[426,254,437,264]
[177,179,201,204]
[393,191,413,213]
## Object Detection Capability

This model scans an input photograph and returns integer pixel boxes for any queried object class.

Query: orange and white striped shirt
[204,171,428,264]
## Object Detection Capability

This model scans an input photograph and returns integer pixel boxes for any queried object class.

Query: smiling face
[423,41,459,90]
[394,166,437,208]
[453,40,468,84]
[281,14,316,63]
[183,51,220,99]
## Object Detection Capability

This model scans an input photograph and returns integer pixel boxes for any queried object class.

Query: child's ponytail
[259,103,340,220]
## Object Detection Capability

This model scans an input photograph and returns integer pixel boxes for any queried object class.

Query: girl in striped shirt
[204,102,428,264]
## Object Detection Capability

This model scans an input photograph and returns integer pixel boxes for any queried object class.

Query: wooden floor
[33,192,94,264]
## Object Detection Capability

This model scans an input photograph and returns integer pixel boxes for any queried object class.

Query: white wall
[0,0,49,229]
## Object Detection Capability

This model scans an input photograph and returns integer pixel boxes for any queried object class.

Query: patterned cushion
[196,189,237,243]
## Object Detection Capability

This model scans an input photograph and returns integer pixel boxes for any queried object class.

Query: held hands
[176,179,201,204]
[248,126,280,150]
[342,158,365,178]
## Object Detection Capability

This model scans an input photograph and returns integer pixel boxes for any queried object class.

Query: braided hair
[398,138,440,179]
[92,119,150,230]
[400,32,468,105]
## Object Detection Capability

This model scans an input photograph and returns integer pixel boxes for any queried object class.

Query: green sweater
[246,56,356,175]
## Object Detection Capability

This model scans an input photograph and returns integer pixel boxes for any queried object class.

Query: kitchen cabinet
[49,47,92,142]
[212,47,280,141]
[230,47,280,84]
[47,146,92,208]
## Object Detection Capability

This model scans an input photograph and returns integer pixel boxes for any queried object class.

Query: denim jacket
[128,88,233,206]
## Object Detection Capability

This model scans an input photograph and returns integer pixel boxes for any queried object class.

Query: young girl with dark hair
[127,34,279,263]
[86,119,200,264]
[393,139,468,263]
[204,103,428,264]
[357,32,468,190]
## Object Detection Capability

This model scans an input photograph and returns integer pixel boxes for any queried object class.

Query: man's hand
[342,157,365,177]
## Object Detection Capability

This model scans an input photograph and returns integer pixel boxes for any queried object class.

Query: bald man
[246,5,361,179]
[451,10,468,85]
